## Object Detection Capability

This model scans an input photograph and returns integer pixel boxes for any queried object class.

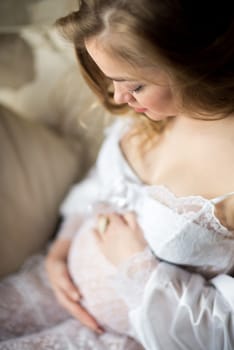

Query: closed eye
[130,85,144,93]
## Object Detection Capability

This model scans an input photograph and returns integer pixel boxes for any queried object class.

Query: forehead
[85,37,153,82]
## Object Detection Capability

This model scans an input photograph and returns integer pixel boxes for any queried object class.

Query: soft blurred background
[0,0,112,277]
[0,0,77,27]
[0,0,111,162]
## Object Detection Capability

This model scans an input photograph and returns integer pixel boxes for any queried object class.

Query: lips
[129,105,147,113]
[134,108,147,113]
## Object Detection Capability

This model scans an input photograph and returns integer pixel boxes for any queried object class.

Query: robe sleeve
[114,253,234,350]
[57,118,130,239]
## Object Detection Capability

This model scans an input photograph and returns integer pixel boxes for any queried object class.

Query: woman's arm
[45,237,103,333]
[44,157,105,331]
[45,119,129,332]
[95,212,234,349]
[129,262,234,350]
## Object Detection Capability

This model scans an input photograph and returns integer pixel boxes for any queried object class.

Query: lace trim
[148,185,233,236]
[105,177,233,237]
[107,118,234,237]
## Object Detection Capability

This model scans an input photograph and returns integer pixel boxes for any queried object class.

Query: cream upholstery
[0,2,112,278]
[0,105,82,277]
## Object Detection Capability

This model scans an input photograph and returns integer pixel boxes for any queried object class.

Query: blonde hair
[57,0,234,135]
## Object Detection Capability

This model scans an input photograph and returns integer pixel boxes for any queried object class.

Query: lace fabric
[149,184,234,236]
[61,118,234,284]
[68,225,157,338]
[0,255,143,350]
[68,221,133,336]
[111,248,158,310]
[0,320,143,350]
[67,218,158,335]
[2,118,234,348]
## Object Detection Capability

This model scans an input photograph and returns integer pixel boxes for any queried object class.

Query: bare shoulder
[119,123,147,160]
[215,196,234,232]
[120,121,158,153]
[119,123,150,178]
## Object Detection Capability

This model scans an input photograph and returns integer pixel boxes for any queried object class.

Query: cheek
[143,88,173,109]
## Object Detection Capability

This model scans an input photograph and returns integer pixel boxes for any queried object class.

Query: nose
[113,82,134,105]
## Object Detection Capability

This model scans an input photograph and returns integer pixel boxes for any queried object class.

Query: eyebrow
[106,75,137,82]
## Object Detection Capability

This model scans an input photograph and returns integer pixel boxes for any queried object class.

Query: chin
[145,111,169,122]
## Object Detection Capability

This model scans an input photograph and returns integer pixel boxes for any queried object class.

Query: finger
[61,280,81,302]
[122,211,137,229]
[107,212,126,226]
[93,228,101,240]
[96,214,111,236]
[56,289,103,333]
[57,266,81,302]
[92,229,106,247]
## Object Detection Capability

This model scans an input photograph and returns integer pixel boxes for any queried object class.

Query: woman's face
[85,38,178,121]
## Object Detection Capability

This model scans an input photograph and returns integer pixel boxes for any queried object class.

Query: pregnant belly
[68,220,131,335]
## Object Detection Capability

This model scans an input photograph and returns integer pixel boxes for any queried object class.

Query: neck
[169,112,234,135]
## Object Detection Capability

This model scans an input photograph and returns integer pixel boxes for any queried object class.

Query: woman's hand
[45,238,103,334]
[94,212,147,266]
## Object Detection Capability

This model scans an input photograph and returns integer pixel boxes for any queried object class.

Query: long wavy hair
[56,0,234,135]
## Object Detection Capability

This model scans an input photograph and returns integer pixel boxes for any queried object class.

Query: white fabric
[0,256,143,350]
[1,118,234,349]
[63,118,234,275]
[129,263,234,350]
[63,118,234,348]
[211,274,234,309]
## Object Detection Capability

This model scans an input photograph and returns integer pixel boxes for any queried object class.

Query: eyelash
[130,85,144,93]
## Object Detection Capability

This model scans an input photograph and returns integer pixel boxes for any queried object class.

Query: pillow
[0,104,82,278]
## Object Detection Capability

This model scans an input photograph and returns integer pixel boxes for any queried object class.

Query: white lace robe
[0,118,234,350]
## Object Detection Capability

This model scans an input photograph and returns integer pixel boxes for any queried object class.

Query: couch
[0,0,112,278]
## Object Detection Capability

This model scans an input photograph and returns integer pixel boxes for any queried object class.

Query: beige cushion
[0,105,82,278]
